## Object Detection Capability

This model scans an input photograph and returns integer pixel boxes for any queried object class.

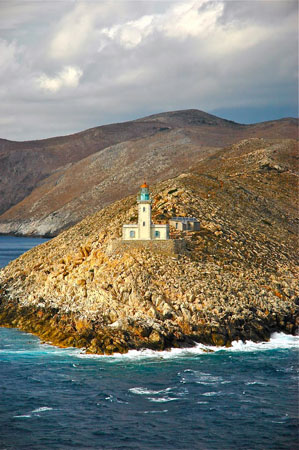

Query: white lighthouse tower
[122,183,169,240]
[138,182,152,239]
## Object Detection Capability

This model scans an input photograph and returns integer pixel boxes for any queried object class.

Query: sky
[0,0,298,141]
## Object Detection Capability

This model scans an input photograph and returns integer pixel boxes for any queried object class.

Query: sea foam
[129,387,172,395]
[31,407,53,413]
[75,332,299,361]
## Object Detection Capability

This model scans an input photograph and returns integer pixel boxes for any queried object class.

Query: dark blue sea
[0,236,298,450]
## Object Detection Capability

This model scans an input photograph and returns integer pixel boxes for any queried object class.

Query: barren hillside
[0,110,297,236]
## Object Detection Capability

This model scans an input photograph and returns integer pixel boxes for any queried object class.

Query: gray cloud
[0,0,297,140]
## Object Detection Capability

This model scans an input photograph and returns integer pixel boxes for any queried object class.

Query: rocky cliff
[0,138,298,354]
[0,110,297,236]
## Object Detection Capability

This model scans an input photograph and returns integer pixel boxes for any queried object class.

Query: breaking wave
[75,332,298,361]
[1,329,297,361]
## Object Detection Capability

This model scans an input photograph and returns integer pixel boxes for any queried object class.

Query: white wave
[31,407,53,413]
[178,371,231,388]
[147,396,180,403]
[76,345,211,361]
[129,387,172,395]
[76,332,298,361]
[143,410,168,414]
[8,332,296,362]
[13,414,32,418]
[183,372,224,385]
[13,407,53,418]
[227,333,299,352]
[202,391,222,397]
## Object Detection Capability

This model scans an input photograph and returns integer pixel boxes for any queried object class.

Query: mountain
[0,110,297,236]
[0,138,297,353]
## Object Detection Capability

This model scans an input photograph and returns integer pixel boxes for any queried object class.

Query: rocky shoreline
[0,292,297,355]
[0,139,298,354]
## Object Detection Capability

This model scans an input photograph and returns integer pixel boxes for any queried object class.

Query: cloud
[48,2,135,59]
[99,1,222,48]
[49,4,97,60]
[0,0,297,140]
[163,1,223,39]
[38,66,83,92]
[101,14,154,49]
[0,39,20,76]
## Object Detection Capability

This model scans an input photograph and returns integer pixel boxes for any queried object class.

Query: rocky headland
[0,138,298,354]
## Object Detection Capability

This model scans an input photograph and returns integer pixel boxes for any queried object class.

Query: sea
[0,235,298,450]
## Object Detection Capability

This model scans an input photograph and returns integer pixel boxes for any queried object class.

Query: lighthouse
[138,182,152,239]
[122,183,169,240]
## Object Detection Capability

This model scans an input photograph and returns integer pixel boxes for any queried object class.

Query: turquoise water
[0,236,298,449]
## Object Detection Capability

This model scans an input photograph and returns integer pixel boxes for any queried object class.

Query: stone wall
[108,239,187,256]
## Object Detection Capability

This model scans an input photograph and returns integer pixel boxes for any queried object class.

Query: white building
[122,183,169,240]
[169,217,200,231]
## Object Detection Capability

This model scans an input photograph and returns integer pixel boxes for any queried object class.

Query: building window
[130,230,135,238]
[155,231,160,238]
[143,221,145,226]
[143,207,145,212]
[175,223,178,229]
